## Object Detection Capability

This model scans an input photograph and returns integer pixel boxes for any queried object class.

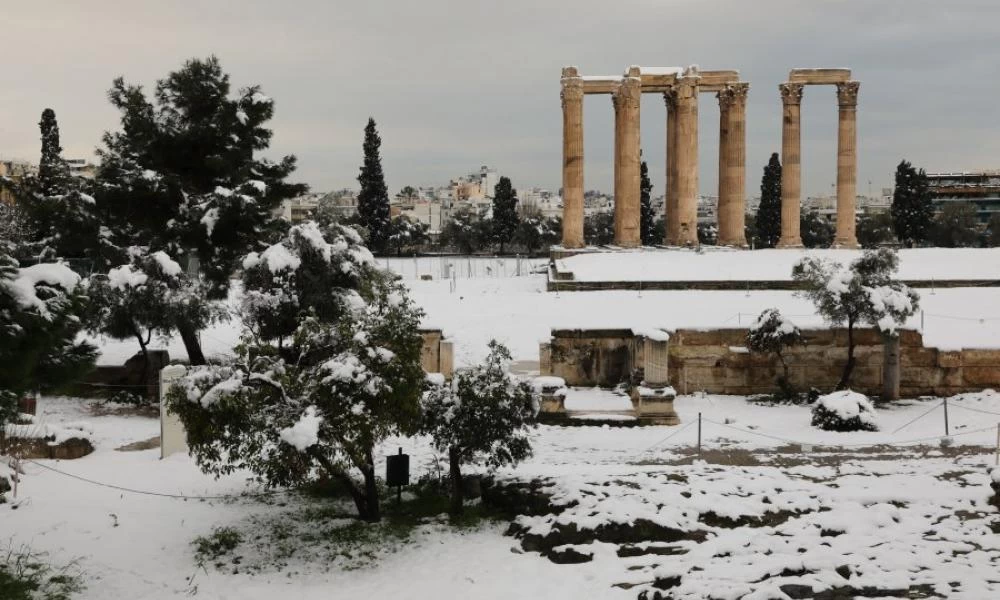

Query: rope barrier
[24,459,289,501]
[645,420,696,451]
[891,401,944,434]
[948,403,1000,418]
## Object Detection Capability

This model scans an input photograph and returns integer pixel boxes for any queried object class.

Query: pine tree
[38,109,70,197]
[756,153,782,248]
[96,56,306,364]
[357,118,391,253]
[891,160,933,247]
[640,159,656,245]
[0,241,97,428]
[492,176,519,254]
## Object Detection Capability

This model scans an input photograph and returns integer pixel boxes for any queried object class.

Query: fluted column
[674,73,699,247]
[834,81,860,248]
[613,67,641,247]
[717,82,749,247]
[664,89,679,245]
[777,82,804,248]
[560,67,585,248]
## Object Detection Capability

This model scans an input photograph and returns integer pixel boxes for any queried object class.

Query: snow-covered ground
[557,247,1000,282]
[93,274,1000,367]
[4,393,1000,599]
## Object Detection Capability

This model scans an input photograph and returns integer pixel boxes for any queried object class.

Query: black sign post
[386,447,410,504]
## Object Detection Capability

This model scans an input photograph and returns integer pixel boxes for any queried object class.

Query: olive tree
[746,308,803,397]
[792,248,918,390]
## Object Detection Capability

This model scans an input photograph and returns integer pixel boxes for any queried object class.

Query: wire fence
[381,256,548,280]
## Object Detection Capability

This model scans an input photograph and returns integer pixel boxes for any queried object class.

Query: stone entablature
[541,327,1000,398]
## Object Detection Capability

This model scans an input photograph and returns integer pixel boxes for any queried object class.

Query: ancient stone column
[674,73,699,247]
[777,82,804,248]
[834,81,861,248]
[717,82,749,247]
[613,67,641,247]
[664,89,679,245]
[560,67,585,249]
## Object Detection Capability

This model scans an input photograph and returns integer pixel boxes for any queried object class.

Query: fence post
[697,412,702,457]
[160,365,189,459]
[943,397,949,437]
[920,310,925,333]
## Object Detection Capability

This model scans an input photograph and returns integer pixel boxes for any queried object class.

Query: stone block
[439,340,454,379]
[962,367,1000,386]
[539,343,552,376]
[960,350,1000,367]
[938,352,963,368]
[632,386,679,425]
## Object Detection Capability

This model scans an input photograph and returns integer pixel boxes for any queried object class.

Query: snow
[255,243,302,273]
[279,406,323,451]
[639,66,683,76]
[558,247,1000,282]
[532,376,566,392]
[3,262,81,316]
[107,264,147,290]
[200,207,220,237]
[5,391,1000,599]
[151,251,183,277]
[815,390,878,426]
[249,91,271,104]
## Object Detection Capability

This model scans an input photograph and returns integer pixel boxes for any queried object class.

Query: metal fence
[381,256,548,280]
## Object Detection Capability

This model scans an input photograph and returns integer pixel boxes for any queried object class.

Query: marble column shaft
[717,82,749,247]
[664,90,679,245]
[674,76,699,247]
[613,70,641,247]
[560,69,585,248]
[777,82,804,248]
[834,81,860,248]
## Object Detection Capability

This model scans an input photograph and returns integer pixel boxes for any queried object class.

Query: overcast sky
[3,1,999,199]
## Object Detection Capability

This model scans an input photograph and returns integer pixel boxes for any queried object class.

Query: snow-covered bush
[746,308,803,397]
[810,390,879,432]
[0,241,96,428]
[793,248,919,390]
[167,222,425,522]
[86,249,216,372]
[421,341,537,515]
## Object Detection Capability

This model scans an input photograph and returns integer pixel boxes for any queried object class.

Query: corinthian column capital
[779,82,805,105]
[662,87,677,109]
[836,80,860,108]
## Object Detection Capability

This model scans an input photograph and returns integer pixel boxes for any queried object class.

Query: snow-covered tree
[421,341,536,515]
[357,118,391,253]
[755,153,782,248]
[584,212,615,246]
[697,222,718,246]
[793,248,919,390]
[746,308,803,396]
[492,177,519,255]
[86,250,216,375]
[811,390,879,432]
[1,109,100,264]
[514,215,561,255]
[857,212,896,248]
[387,216,429,256]
[800,211,834,248]
[96,56,306,363]
[168,222,426,521]
[891,160,933,248]
[640,159,656,246]
[0,241,96,428]
[930,202,980,248]
[439,208,489,254]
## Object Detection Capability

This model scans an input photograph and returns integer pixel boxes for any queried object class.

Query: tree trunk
[449,446,464,516]
[360,447,380,522]
[177,321,206,365]
[837,320,857,390]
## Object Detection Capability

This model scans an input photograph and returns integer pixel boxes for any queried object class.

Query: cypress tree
[755,153,782,248]
[357,118,391,253]
[38,108,70,196]
[891,160,933,247]
[492,176,519,254]
[639,159,655,245]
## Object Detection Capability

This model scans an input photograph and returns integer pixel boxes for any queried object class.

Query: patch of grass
[193,481,502,574]
[0,544,84,600]
[193,527,242,568]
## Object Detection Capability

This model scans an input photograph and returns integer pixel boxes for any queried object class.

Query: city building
[0,160,36,205]
[926,170,1000,225]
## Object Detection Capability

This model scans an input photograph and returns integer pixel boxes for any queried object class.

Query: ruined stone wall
[545,327,1000,397]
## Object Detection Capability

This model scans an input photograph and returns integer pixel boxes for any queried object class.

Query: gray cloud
[2,0,999,198]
